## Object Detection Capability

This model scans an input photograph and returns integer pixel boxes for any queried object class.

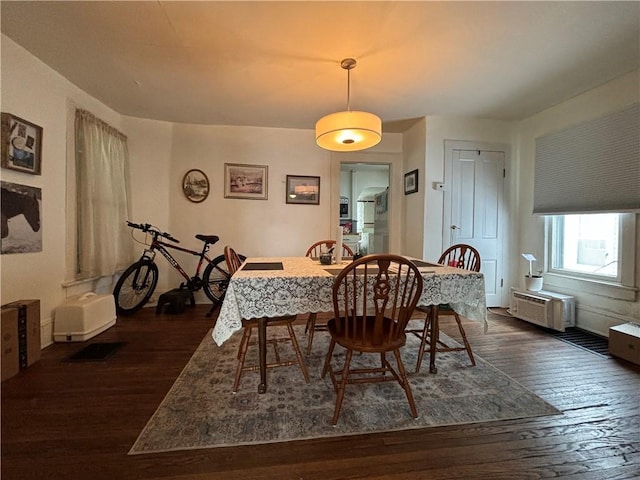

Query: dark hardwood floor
[2,305,639,479]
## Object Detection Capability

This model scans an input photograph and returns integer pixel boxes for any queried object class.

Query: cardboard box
[1,307,20,382]
[609,323,640,365]
[2,299,41,369]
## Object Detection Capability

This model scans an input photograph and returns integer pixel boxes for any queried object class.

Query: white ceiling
[1,1,638,133]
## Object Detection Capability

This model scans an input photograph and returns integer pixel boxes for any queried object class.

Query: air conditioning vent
[508,288,575,332]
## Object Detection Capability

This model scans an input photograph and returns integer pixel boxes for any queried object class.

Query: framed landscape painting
[286,175,320,205]
[224,163,268,200]
[182,169,210,203]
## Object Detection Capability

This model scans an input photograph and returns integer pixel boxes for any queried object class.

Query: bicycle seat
[195,234,219,245]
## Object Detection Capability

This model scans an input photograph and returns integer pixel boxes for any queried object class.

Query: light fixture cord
[346,67,351,112]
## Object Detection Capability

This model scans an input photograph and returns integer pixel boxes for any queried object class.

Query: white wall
[422,117,514,263]
[167,123,332,275]
[516,70,640,335]
[1,36,127,345]
[122,116,174,293]
[402,119,427,258]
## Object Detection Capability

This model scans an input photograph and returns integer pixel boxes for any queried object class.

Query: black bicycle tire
[113,259,159,315]
[202,253,246,306]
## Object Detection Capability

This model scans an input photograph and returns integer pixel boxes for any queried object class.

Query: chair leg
[454,312,476,366]
[321,338,336,379]
[429,306,440,374]
[286,323,310,384]
[393,348,418,419]
[305,312,317,355]
[233,327,253,393]
[332,348,354,425]
[415,307,433,373]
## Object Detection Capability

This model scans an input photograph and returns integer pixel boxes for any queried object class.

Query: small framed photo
[1,113,43,175]
[404,169,418,195]
[286,175,320,205]
[224,163,268,200]
[182,169,210,203]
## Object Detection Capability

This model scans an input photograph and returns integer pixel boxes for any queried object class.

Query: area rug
[129,326,560,454]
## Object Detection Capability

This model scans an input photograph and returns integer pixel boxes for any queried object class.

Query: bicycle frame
[141,235,212,285]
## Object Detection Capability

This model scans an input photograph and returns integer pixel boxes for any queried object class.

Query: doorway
[339,163,390,255]
[331,152,402,255]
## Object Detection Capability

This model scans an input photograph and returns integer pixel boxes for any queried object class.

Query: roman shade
[533,103,640,214]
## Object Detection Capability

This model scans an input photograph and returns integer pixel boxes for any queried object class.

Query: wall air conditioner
[508,287,575,332]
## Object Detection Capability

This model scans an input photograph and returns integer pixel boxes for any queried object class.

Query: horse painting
[1,186,41,239]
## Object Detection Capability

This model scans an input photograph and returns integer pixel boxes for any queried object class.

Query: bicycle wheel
[202,253,246,306]
[113,259,158,315]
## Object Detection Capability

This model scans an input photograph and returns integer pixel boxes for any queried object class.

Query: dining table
[212,256,486,393]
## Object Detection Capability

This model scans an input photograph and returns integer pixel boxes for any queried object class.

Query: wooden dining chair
[305,239,354,259]
[223,246,310,392]
[408,244,480,373]
[304,240,356,355]
[321,254,424,425]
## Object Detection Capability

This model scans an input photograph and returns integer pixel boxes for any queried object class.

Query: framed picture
[1,181,42,254]
[286,175,320,205]
[182,169,210,203]
[1,113,43,175]
[224,163,268,200]
[404,169,418,195]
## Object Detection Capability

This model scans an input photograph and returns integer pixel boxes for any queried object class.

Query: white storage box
[54,293,116,342]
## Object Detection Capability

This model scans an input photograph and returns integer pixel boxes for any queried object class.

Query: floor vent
[65,342,126,362]
[549,327,610,358]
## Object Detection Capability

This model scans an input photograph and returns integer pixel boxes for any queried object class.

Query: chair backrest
[305,240,354,259]
[224,245,243,275]
[332,254,423,350]
[438,244,481,272]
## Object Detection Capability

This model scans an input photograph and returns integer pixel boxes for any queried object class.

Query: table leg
[429,305,439,374]
[258,317,267,394]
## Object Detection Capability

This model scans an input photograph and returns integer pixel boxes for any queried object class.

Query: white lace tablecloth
[212,256,486,346]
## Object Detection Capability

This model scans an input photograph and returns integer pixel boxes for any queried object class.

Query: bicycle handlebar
[126,221,180,243]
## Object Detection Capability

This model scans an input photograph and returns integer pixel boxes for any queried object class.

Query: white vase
[524,275,543,291]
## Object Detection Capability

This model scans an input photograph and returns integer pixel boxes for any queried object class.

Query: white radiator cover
[508,288,575,332]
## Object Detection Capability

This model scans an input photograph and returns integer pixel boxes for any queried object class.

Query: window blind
[533,103,640,214]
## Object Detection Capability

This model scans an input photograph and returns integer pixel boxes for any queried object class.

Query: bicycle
[113,221,244,316]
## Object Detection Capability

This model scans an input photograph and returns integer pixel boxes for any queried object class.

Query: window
[75,109,133,279]
[548,213,635,286]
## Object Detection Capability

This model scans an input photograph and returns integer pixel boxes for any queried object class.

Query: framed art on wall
[182,169,210,203]
[224,163,268,200]
[286,175,320,205]
[1,180,42,254]
[404,169,418,195]
[1,113,43,175]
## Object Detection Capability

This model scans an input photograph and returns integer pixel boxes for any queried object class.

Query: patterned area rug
[129,326,560,454]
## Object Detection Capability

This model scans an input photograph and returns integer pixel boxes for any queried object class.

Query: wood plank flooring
[2,306,639,479]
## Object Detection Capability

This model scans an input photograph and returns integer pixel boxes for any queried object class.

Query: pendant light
[315,58,382,152]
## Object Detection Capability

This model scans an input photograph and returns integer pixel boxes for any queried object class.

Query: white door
[443,147,506,307]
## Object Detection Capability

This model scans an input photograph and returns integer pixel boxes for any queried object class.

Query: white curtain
[75,109,133,278]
